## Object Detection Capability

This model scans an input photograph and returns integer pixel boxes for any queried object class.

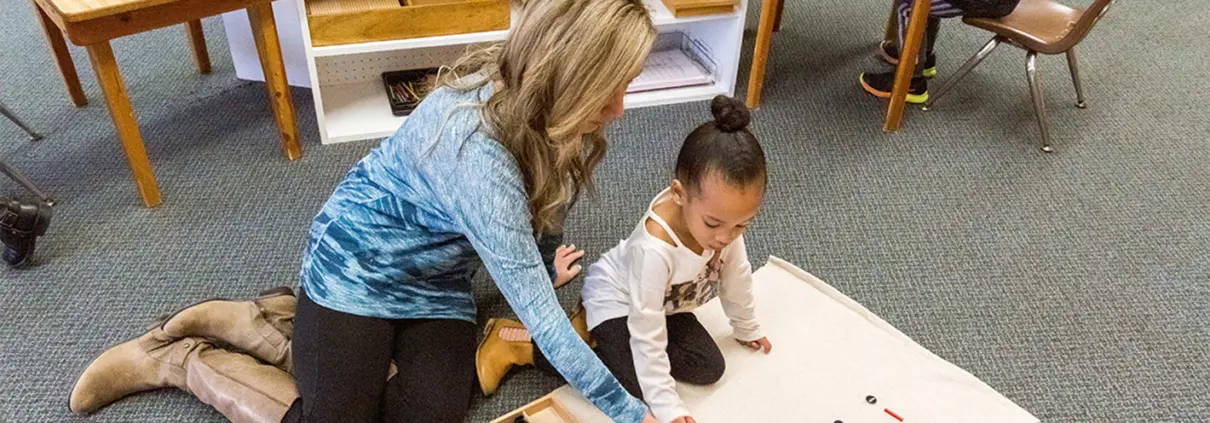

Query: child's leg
[864,0,958,101]
[532,316,644,398]
[537,313,724,395]
[897,0,964,62]
[585,317,646,397]
[665,313,726,385]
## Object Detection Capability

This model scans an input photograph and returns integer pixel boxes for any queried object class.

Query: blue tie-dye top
[299,76,647,423]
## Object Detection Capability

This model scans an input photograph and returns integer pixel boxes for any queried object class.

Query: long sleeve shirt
[580,188,763,423]
[300,74,647,423]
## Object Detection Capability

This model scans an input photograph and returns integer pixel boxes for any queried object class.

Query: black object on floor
[0,198,52,267]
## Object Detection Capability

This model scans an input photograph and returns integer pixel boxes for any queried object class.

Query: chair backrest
[1059,0,1114,51]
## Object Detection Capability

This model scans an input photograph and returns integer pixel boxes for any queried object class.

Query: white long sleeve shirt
[581,188,763,423]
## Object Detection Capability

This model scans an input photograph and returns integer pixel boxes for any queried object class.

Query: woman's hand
[552,244,586,288]
[737,336,773,354]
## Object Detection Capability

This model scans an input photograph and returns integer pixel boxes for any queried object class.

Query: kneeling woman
[67,0,661,422]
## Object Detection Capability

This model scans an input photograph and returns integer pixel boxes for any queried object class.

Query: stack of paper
[627,31,717,94]
[627,48,714,93]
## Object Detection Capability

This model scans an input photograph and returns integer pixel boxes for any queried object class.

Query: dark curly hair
[675,95,767,193]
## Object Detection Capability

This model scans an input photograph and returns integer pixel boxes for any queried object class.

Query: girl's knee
[701,357,727,385]
[679,356,726,386]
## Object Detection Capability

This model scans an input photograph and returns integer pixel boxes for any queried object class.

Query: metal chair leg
[0,101,43,141]
[922,36,1003,111]
[1026,52,1054,153]
[0,159,54,205]
[1066,48,1087,109]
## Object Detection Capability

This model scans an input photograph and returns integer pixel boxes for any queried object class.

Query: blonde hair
[442,0,655,236]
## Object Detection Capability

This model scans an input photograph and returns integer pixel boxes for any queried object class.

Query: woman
[67,0,661,422]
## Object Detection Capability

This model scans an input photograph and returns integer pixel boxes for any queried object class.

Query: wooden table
[746,0,933,133]
[32,0,302,207]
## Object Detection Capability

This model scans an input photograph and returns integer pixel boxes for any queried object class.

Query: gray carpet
[2,0,1207,421]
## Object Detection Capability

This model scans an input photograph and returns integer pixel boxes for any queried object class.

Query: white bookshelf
[297,0,747,144]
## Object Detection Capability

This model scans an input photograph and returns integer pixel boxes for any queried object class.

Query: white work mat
[551,257,1039,423]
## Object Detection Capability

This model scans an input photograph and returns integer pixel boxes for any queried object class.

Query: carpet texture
[1,0,1207,422]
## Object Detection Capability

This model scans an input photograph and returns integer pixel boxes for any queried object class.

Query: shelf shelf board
[319,79,729,144]
[320,80,406,144]
[309,0,739,57]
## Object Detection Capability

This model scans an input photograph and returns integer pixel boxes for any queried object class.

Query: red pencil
[884,408,904,422]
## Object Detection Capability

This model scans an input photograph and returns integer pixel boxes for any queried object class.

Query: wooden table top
[38,0,191,22]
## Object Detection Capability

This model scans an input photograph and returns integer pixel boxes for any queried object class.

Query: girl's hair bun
[710,95,751,133]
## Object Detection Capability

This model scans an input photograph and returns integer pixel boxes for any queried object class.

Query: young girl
[477,95,772,423]
[859,0,1021,103]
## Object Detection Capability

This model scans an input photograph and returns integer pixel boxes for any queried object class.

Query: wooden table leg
[247,3,302,161]
[186,20,211,74]
[86,41,162,207]
[33,2,87,107]
[883,0,929,132]
[746,0,782,110]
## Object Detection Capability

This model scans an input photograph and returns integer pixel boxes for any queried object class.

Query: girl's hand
[671,416,698,423]
[553,244,586,288]
[641,414,661,423]
[737,336,772,354]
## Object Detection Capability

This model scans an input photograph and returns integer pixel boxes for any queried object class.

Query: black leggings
[282,290,478,423]
[535,313,726,398]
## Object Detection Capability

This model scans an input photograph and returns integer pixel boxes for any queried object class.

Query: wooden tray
[491,392,580,423]
[659,0,737,17]
[306,0,510,47]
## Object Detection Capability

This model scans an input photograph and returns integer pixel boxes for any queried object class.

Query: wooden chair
[31,0,302,207]
[920,0,1115,152]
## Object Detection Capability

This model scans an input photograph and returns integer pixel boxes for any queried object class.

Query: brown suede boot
[475,318,534,396]
[160,287,295,371]
[69,329,205,415]
[186,343,298,423]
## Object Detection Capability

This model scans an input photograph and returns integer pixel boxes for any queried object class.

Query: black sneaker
[859,71,929,104]
[878,40,937,78]
[0,199,53,267]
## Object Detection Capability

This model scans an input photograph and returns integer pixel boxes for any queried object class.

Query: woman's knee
[380,374,472,423]
[380,319,477,423]
[291,291,397,423]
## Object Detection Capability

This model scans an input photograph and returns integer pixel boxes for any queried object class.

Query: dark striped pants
[897,0,965,60]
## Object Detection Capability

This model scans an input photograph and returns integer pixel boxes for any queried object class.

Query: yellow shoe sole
[859,73,929,104]
[878,41,938,79]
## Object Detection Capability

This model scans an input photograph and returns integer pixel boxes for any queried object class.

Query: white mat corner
[551,256,1040,423]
